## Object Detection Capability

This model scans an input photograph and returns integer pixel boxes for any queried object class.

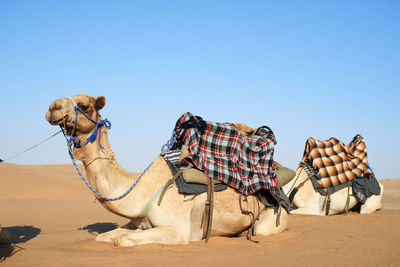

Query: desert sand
[0,163,399,266]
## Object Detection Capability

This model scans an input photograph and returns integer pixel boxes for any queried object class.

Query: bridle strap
[65,97,111,150]
[68,97,77,107]
[61,97,178,201]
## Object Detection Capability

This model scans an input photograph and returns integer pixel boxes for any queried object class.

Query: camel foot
[111,226,188,246]
[96,228,140,243]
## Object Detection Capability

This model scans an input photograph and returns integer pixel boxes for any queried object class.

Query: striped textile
[300,135,372,188]
[161,149,181,164]
[172,112,278,195]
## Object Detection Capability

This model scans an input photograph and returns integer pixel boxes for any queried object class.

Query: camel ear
[95,96,106,110]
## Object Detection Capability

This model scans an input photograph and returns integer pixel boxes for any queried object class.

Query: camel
[46,94,288,246]
[282,167,384,216]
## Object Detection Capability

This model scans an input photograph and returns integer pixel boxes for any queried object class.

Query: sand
[0,163,399,266]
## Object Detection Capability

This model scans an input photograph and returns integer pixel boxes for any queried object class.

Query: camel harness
[62,97,178,201]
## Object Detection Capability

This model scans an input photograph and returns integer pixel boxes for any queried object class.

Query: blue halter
[63,98,177,201]
[68,105,111,150]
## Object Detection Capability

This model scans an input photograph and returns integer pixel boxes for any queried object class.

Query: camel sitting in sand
[46,94,289,246]
[282,168,384,216]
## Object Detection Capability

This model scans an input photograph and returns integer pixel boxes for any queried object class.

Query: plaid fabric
[300,135,373,188]
[172,112,278,195]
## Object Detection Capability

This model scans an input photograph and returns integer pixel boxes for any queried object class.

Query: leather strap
[158,168,215,242]
[345,180,352,214]
[157,170,183,206]
[289,173,313,203]
[203,177,214,242]
[325,186,331,216]
[238,194,260,243]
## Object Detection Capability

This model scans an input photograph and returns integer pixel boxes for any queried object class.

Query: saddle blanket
[300,134,373,188]
[172,112,278,196]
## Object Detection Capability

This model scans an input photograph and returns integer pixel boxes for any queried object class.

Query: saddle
[180,146,222,185]
[290,135,380,215]
[172,112,279,196]
[159,146,295,242]
[300,135,372,188]
[158,113,294,241]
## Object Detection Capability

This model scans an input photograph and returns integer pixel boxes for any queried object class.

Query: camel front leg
[114,225,189,246]
[290,196,324,216]
[95,222,138,243]
[254,207,288,236]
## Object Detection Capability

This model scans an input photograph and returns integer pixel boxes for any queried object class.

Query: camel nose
[45,110,51,122]
[46,99,68,124]
[49,100,63,112]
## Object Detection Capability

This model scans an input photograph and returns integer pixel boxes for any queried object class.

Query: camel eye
[79,104,89,111]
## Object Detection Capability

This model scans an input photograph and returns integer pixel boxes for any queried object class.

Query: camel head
[46,94,106,136]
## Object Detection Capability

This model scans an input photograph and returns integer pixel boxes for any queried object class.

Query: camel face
[45,94,105,136]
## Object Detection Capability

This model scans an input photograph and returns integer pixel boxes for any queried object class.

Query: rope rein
[287,167,303,195]
[0,130,62,163]
[0,96,177,202]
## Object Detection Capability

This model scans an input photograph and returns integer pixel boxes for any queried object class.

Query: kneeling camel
[282,167,384,216]
[46,94,288,246]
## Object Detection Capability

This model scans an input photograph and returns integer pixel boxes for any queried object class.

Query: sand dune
[1,163,399,266]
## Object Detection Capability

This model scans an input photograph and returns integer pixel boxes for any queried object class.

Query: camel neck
[71,127,167,218]
[73,129,136,197]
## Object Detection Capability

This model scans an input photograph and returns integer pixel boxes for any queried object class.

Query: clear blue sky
[1,1,399,179]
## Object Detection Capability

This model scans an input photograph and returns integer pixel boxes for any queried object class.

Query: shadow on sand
[0,225,41,262]
[81,222,119,236]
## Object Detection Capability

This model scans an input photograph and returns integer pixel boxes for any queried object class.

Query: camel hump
[233,123,256,138]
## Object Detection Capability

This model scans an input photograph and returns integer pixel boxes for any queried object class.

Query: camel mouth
[47,113,69,126]
[51,117,65,125]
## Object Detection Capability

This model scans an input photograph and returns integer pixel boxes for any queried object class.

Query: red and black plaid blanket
[172,112,278,196]
[300,135,373,188]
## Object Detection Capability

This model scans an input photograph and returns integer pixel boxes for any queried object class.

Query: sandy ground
[0,163,399,266]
